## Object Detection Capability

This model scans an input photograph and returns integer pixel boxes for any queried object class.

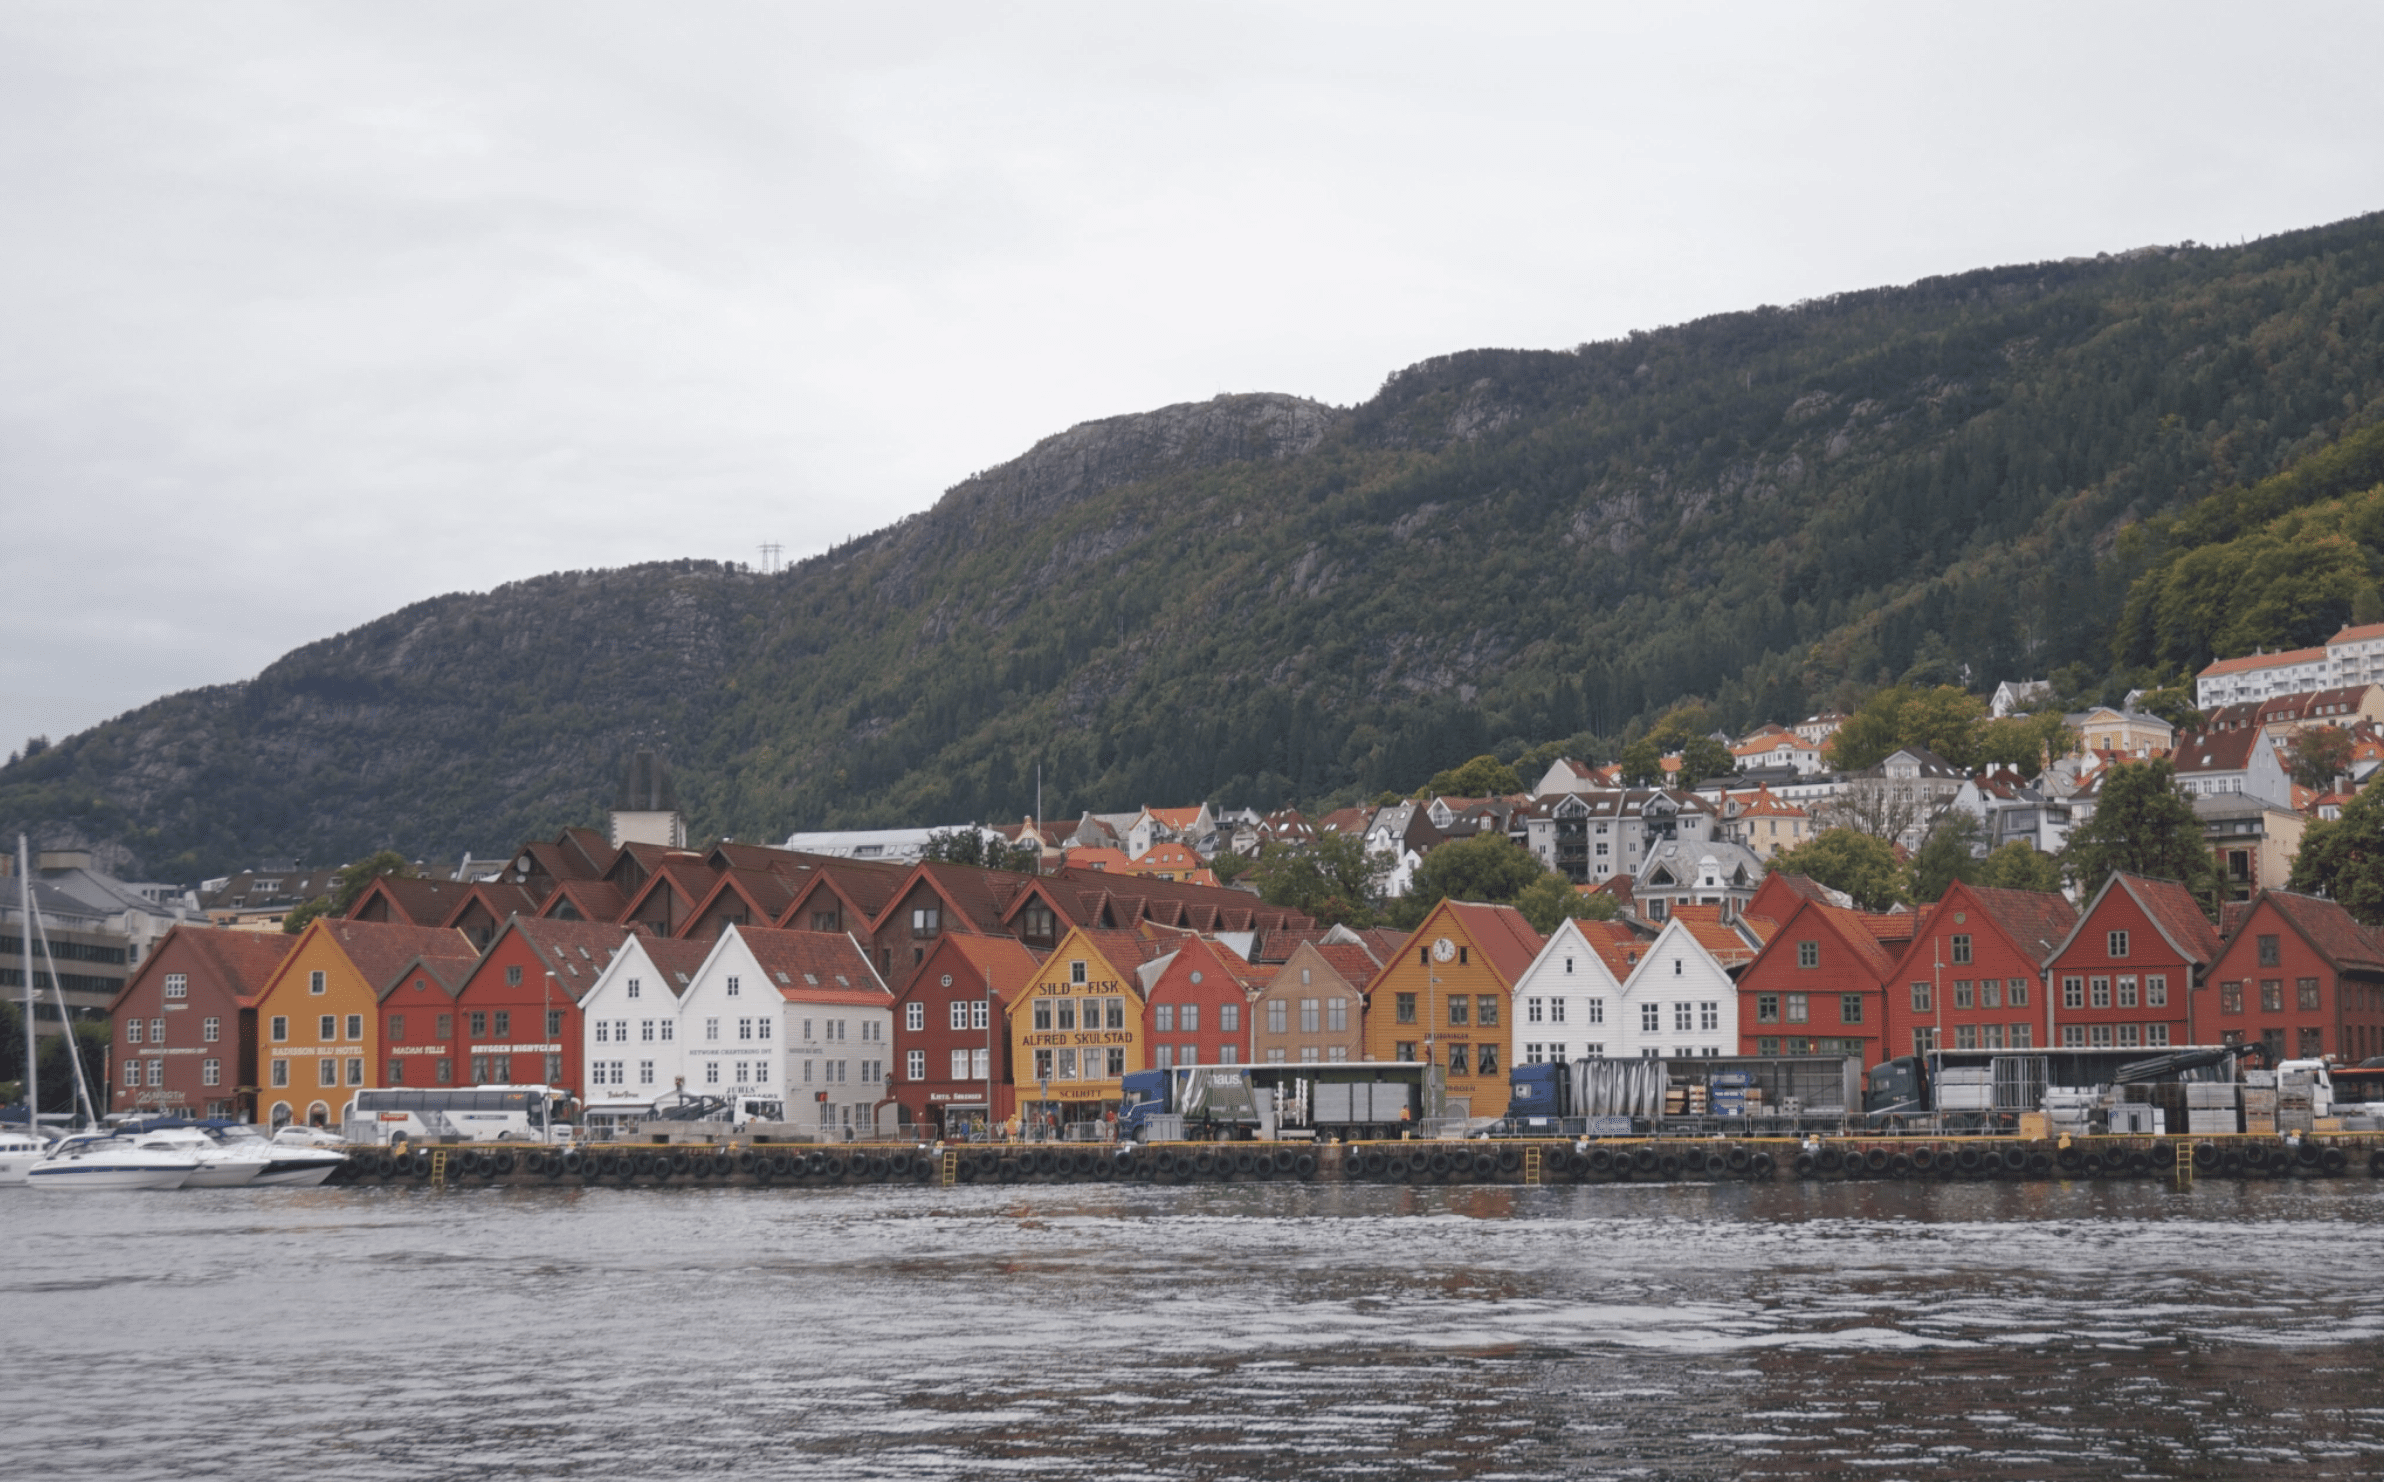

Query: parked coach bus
[342,1085,571,1145]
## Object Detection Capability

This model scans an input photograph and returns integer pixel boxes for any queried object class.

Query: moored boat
[27,1132,199,1190]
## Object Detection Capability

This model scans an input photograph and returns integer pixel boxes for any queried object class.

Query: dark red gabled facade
[2203,890,2384,1064]
[2043,873,2221,1052]
[891,933,1042,1134]
[1734,897,1894,1062]
[449,917,632,1096]
[377,949,476,1093]
[1882,882,2076,1058]
[106,925,294,1119]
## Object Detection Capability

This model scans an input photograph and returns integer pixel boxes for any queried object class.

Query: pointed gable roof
[611,932,713,999]
[538,878,629,923]
[1934,881,2079,967]
[2244,890,2384,974]
[916,932,1047,1005]
[683,867,801,932]
[299,917,480,994]
[346,875,470,926]
[1436,900,1545,984]
[2051,872,2223,967]
[494,915,634,989]
[1756,896,1901,982]
[108,922,297,1016]
[1662,904,1766,968]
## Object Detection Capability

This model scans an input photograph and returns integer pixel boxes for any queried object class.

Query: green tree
[333,849,416,912]
[1512,871,1616,934]
[281,897,334,935]
[1643,701,1713,753]
[2288,783,2384,923]
[1617,737,1665,786]
[922,828,1042,872]
[1392,831,1546,926]
[1768,828,1907,911]
[1677,735,1735,785]
[1826,685,1988,772]
[1976,712,2075,773]
[2132,684,2204,733]
[1245,832,1383,929]
[2287,726,2355,792]
[1907,813,1986,902]
[2059,758,2217,910]
[1978,840,2063,893]
[1207,848,1255,885]
[1417,754,1523,799]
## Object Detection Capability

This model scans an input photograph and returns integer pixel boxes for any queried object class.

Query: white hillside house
[1614,918,1741,1059]
[1507,919,1631,1064]
[578,935,696,1102]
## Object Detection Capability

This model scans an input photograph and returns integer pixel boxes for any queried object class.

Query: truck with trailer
[1117,1062,1443,1142]
[1501,1055,1863,1135]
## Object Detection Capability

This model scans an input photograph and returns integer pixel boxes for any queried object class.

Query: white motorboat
[224,1125,348,1187]
[128,1126,263,1188]
[26,1132,199,1191]
[0,1129,53,1187]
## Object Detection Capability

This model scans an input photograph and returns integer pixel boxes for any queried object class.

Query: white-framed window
[1326,1046,1348,1062]
[309,970,327,995]
[126,1019,142,1044]
[201,1059,220,1087]
[318,1058,337,1087]
[1700,1002,1719,1032]
[947,1001,967,1031]
[726,976,740,997]
[639,1060,655,1085]
[705,1061,720,1084]
[595,1021,610,1044]
[738,1018,753,1041]
[970,1001,988,1030]
[1674,1002,1693,1033]
[164,973,187,1000]
[659,1020,673,1041]
[706,1017,720,1041]
[270,1059,289,1087]
[1586,999,1604,1025]
[907,1002,925,1032]
[972,1048,991,1079]
[1641,1003,1660,1032]
[1548,999,1564,1025]
[146,1059,164,1086]
[1527,997,1544,1024]
[202,1016,220,1042]
[627,978,641,1000]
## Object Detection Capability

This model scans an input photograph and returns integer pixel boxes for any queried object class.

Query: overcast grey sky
[4,2,2381,754]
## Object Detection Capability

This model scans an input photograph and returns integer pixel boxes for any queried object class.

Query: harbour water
[6,1180,2383,1479]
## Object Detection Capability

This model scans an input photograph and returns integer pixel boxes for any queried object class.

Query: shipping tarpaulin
[1568,1058,1669,1119]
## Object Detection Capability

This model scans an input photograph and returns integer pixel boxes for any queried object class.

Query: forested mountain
[12,211,2384,881]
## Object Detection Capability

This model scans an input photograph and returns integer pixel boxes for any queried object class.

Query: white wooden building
[705,925,896,1137]
[1613,916,1751,1058]
[576,933,712,1104]
[1507,918,1636,1065]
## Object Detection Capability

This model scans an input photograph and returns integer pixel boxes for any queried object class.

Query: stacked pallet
[2185,1081,2240,1135]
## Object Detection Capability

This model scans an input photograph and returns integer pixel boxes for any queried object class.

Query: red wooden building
[1141,933,1275,1070]
[2043,873,2221,1051]
[1734,896,1896,1061]
[449,917,633,1095]
[1882,882,2076,1058]
[891,933,1043,1135]
[376,945,479,1091]
[107,925,294,1120]
[2202,890,2384,1063]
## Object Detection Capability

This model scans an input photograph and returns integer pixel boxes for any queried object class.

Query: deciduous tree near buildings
[2059,758,2218,912]
[1825,685,1989,772]
[1767,828,1906,912]
[2289,783,2384,925]
[1245,831,1384,929]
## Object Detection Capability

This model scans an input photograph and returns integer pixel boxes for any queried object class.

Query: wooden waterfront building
[1250,938,1380,1066]
[106,924,293,1120]
[2042,873,2220,1052]
[577,932,712,1106]
[1358,901,1543,1119]
[449,917,631,1098]
[1009,927,1162,1131]
[1880,881,2075,1058]
[1139,932,1274,1070]
[250,919,476,1130]
[891,933,1042,1136]
[2201,890,2384,1063]
[1732,897,1893,1062]
[686,925,894,1137]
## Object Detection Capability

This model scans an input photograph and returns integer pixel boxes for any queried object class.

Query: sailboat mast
[25,863,96,1129]
[17,836,34,1131]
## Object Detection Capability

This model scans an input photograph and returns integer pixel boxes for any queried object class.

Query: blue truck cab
[1116,1070,1170,1139]
[1506,1062,1569,1121]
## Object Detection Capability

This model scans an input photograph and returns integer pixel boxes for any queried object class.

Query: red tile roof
[621,934,715,996]
[1437,900,1545,984]
[538,878,629,923]
[734,926,891,1007]
[1954,882,2080,964]
[315,918,480,992]
[2198,645,2327,678]
[2253,890,2384,973]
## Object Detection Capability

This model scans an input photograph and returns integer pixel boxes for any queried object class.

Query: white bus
[342,1085,570,1145]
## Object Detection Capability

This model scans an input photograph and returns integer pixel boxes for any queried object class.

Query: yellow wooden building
[249,919,478,1129]
[1358,900,1544,1118]
[1007,926,1157,1128]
